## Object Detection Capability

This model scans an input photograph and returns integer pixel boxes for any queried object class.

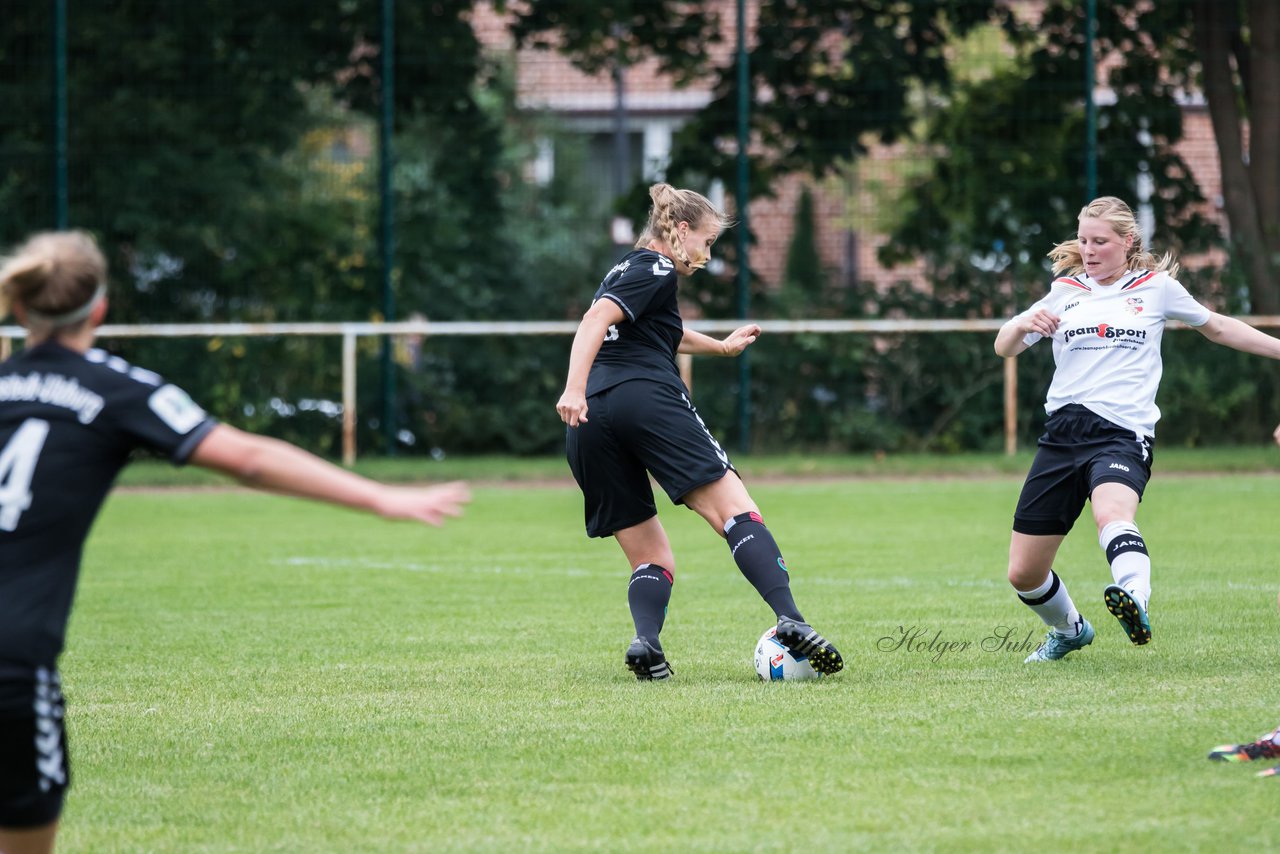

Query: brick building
[471,1,1228,293]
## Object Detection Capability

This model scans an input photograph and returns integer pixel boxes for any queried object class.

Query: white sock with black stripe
[1016,570,1083,637]
[1100,520,1150,611]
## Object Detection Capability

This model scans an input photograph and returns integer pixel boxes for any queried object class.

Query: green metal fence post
[379,0,397,455]
[1084,0,1098,202]
[53,0,68,228]
[735,0,751,454]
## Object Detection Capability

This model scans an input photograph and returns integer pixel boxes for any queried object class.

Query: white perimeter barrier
[5,317,1279,464]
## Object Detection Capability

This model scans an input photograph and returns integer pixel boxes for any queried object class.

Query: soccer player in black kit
[556,183,843,681]
[0,231,470,854]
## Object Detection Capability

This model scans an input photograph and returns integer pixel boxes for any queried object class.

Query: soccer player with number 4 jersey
[556,183,843,682]
[0,231,470,854]
[994,196,1280,663]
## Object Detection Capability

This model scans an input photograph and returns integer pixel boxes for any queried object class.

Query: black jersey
[585,249,684,396]
[0,341,218,671]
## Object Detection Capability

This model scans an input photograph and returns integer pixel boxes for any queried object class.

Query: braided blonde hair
[635,183,734,270]
[1048,196,1179,278]
[0,231,108,326]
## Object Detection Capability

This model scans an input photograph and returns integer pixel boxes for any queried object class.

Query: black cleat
[625,637,672,681]
[775,617,844,675]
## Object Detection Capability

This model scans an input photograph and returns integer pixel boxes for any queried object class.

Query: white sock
[1099,520,1151,610]
[1016,570,1082,636]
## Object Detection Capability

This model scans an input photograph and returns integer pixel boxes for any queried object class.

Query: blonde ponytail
[635,182,734,270]
[0,231,108,326]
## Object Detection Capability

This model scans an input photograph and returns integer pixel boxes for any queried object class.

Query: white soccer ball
[754,626,821,681]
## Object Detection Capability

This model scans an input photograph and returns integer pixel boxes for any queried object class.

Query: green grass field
[60,463,1280,851]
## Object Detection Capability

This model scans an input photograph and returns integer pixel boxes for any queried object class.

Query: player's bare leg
[0,822,58,854]
[1009,532,1095,662]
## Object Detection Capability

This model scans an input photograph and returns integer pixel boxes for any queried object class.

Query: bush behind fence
[5,1,1279,456]
[85,326,1280,460]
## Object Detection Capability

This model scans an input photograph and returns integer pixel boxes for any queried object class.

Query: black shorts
[1012,404,1154,536]
[566,379,735,538]
[0,668,69,829]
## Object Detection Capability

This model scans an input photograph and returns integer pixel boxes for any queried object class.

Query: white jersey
[1017,269,1211,437]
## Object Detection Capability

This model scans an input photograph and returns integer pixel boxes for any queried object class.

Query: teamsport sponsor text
[1062,323,1148,343]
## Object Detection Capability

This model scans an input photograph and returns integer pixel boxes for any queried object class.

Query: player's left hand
[1273,421,1280,446]
[721,323,761,356]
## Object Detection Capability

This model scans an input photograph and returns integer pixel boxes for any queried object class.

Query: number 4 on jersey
[0,418,50,532]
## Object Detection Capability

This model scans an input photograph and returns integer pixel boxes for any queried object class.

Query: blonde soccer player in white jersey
[994,196,1280,662]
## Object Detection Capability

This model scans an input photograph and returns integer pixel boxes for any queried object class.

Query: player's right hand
[1023,308,1061,338]
[557,390,589,427]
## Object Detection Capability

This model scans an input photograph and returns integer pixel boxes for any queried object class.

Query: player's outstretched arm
[188,424,470,526]
[1193,313,1280,359]
[679,323,760,356]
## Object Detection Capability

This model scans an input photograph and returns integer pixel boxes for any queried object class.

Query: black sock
[628,563,673,649]
[724,512,803,621]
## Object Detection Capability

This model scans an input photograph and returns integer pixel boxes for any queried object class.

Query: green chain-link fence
[2,1,1275,456]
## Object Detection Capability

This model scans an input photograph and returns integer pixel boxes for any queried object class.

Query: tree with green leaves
[885,2,1220,306]
[781,186,824,303]
[507,0,1280,449]
[0,2,378,321]
[1163,0,1280,313]
[507,1,1278,313]
[0,1,609,455]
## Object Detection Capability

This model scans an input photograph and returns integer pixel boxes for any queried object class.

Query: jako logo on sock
[1111,538,1145,553]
